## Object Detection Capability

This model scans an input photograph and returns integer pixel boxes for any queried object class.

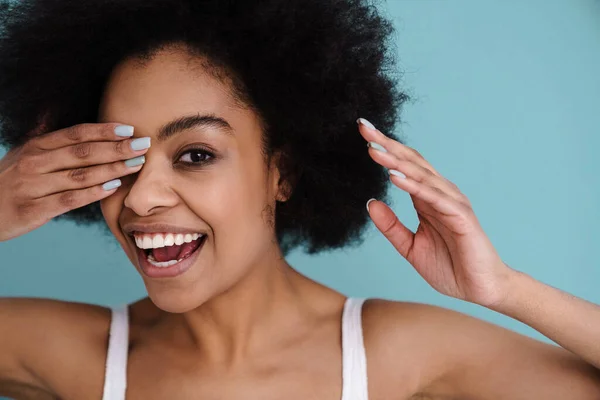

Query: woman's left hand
[357,118,515,308]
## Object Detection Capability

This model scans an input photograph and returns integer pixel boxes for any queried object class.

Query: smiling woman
[0,0,409,398]
[96,47,298,304]
[1,0,600,400]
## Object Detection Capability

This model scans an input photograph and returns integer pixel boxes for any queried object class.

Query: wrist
[486,266,533,316]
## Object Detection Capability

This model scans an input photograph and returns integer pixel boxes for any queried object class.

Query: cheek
[194,157,272,246]
[197,169,265,225]
[100,189,138,265]
[228,158,269,218]
[100,189,127,234]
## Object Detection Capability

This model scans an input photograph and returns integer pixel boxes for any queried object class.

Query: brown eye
[177,148,214,165]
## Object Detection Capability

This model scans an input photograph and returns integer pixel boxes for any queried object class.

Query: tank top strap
[341,297,369,400]
[102,304,129,400]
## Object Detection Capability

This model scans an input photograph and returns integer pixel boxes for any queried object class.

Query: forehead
[97,46,240,126]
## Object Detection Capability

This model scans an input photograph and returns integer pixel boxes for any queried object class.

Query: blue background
[1,4,599,397]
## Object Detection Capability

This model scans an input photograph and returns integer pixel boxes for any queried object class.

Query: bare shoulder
[361,298,465,399]
[0,297,112,398]
[362,299,516,398]
[361,298,600,400]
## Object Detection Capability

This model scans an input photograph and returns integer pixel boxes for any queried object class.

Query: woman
[0,0,599,399]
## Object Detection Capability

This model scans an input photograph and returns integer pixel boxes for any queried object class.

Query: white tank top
[102,297,369,400]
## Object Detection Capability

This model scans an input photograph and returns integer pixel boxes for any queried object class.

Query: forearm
[490,267,600,370]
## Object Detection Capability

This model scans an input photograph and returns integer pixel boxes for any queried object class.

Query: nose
[123,158,179,216]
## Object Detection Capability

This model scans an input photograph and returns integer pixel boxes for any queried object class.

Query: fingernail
[367,142,387,153]
[357,118,376,130]
[124,155,145,168]
[103,179,122,191]
[389,169,406,179]
[366,198,377,212]
[130,137,151,151]
[114,125,134,137]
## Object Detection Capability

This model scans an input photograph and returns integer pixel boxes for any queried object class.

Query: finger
[23,179,124,222]
[367,144,468,206]
[26,156,145,199]
[25,135,151,174]
[356,118,441,177]
[30,123,135,151]
[388,173,465,218]
[367,199,415,260]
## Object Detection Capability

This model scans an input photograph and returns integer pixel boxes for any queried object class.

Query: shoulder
[360,298,600,399]
[0,297,113,398]
[359,298,457,399]
[360,298,522,399]
[0,297,112,360]
[361,297,493,341]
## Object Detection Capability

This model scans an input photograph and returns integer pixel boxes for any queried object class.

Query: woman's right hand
[0,123,150,242]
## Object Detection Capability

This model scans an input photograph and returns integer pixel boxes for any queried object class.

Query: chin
[145,285,214,314]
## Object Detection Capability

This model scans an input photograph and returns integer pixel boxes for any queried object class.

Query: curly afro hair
[0,0,409,256]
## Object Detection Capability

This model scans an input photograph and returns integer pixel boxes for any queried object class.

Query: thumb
[367,199,414,260]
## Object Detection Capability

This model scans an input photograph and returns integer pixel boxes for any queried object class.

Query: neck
[174,245,312,367]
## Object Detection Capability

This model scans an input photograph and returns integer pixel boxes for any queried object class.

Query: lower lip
[135,236,206,279]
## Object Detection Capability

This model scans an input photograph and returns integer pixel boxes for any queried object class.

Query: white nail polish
[114,125,134,137]
[357,118,376,130]
[103,179,122,191]
[366,198,377,212]
[389,169,406,179]
[130,137,151,151]
[368,142,387,153]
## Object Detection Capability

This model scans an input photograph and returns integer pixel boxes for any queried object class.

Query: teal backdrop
[1,5,599,391]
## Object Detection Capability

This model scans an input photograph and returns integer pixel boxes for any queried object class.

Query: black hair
[0,0,409,255]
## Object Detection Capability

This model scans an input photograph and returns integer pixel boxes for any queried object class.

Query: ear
[270,149,294,203]
[28,110,52,138]
[276,177,293,202]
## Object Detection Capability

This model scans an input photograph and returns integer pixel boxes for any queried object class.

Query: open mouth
[136,234,207,268]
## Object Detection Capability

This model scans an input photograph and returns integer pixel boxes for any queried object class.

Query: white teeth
[147,252,184,268]
[133,232,204,249]
[164,234,175,246]
[142,236,153,249]
[152,235,164,248]
[174,234,184,246]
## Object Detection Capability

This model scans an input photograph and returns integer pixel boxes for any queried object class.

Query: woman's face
[98,45,284,313]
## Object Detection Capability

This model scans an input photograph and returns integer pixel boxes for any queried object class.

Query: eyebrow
[157,113,234,143]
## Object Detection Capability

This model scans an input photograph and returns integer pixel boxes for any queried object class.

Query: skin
[1,43,599,399]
